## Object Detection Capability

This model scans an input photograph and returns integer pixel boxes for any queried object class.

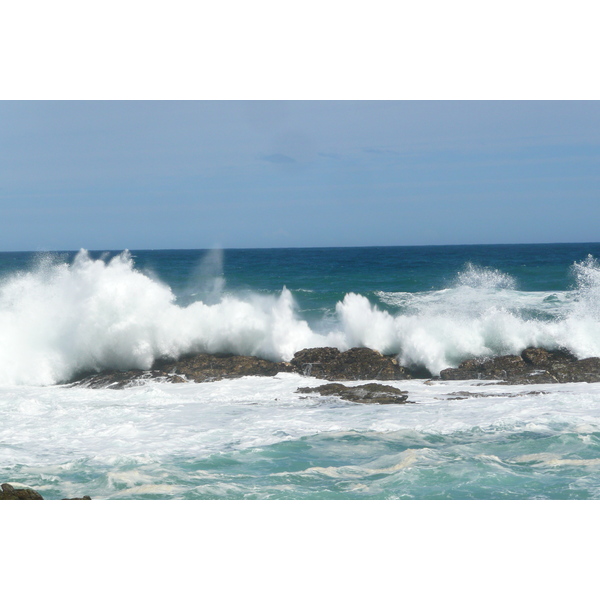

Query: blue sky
[1,101,600,251]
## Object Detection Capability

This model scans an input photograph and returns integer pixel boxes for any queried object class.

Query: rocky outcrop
[0,483,92,500]
[158,353,295,382]
[290,347,417,381]
[69,347,419,388]
[440,347,600,384]
[0,483,43,500]
[68,346,600,389]
[72,353,295,388]
[296,383,411,404]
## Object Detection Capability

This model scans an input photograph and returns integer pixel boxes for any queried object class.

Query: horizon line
[2,240,600,254]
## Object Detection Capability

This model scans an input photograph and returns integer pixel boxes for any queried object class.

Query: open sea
[3,243,600,500]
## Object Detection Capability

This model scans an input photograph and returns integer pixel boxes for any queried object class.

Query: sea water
[2,243,600,499]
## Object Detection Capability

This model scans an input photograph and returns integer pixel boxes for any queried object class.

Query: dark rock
[62,496,92,500]
[521,347,577,367]
[291,347,416,381]
[439,354,555,384]
[157,353,295,383]
[440,347,600,384]
[440,390,550,400]
[67,346,600,389]
[0,483,44,500]
[296,382,411,404]
[70,353,295,388]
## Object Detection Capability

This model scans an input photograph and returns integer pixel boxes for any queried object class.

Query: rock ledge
[296,383,411,404]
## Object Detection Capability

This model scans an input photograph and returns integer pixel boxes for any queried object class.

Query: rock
[73,369,180,389]
[70,353,295,388]
[439,353,557,384]
[67,346,600,388]
[440,347,600,384]
[291,347,416,381]
[69,347,419,388]
[0,483,44,500]
[62,496,92,500]
[157,353,295,383]
[521,347,578,367]
[296,382,411,404]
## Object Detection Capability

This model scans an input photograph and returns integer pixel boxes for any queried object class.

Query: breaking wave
[2,251,600,385]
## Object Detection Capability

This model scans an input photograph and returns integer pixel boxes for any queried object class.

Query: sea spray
[4,249,600,385]
[0,250,334,385]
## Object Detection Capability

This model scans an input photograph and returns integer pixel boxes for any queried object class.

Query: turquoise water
[2,243,600,499]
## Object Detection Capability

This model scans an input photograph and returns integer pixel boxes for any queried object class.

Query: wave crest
[3,251,600,385]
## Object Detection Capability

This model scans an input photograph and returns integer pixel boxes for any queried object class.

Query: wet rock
[439,353,557,384]
[291,347,416,381]
[70,353,295,388]
[62,496,92,500]
[73,369,183,389]
[0,483,44,500]
[441,390,550,400]
[67,346,600,389]
[521,347,578,367]
[157,353,295,382]
[440,347,600,384]
[296,382,411,404]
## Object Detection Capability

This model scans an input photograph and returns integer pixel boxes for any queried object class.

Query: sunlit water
[2,243,600,499]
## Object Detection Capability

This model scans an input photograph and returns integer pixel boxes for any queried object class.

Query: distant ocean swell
[2,250,600,386]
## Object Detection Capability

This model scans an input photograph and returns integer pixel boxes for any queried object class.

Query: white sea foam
[3,251,600,384]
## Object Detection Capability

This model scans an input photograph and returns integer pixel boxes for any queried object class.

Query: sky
[1,100,600,251]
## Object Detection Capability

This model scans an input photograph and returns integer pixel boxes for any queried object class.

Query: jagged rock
[67,346,600,389]
[0,483,43,500]
[290,347,416,381]
[439,353,556,384]
[296,382,411,404]
[70,353,295,388]
[440,347,600,384]
[521,347,578,367]
[157,353,295,382]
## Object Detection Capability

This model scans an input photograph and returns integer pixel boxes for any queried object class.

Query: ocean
[3,243,600,499]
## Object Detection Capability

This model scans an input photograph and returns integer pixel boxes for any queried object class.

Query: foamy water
[3,374,600,499]
[3,245,600,499]
[2,250,600,384]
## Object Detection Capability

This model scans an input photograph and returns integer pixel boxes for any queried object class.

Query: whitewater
[3,243,600,499]
[2,248,600,386]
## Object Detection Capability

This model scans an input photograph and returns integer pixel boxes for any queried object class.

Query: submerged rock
[0,483,43,500]
[296,382,411,404]
[73,369,185,389]
[440,347,600,384]
[290,347,417,381]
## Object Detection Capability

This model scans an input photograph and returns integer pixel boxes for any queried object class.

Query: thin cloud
[260,153,296,164]
[362,147,401,155]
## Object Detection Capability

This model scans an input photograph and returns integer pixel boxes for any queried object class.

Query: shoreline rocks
[296,383,411,404]
[0,483,91,500]
[72,353,295,389]
[290,347,421,381]
[440,347,600,385]
[68,347,421,388]
[66,346,600,389]
[0,483,43,500]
